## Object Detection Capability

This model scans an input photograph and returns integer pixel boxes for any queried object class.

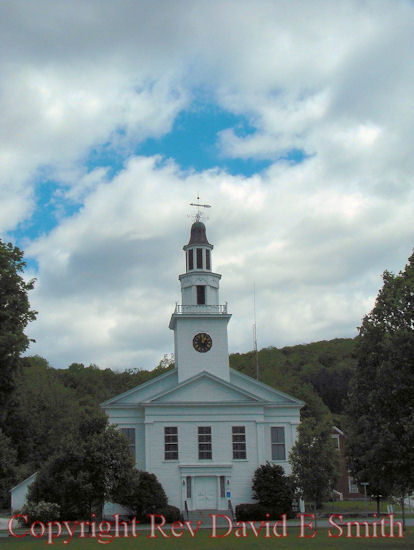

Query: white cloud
[0,0,413,368]
[25,155,414,368]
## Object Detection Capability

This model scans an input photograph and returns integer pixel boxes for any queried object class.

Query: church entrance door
[195,476,217,509]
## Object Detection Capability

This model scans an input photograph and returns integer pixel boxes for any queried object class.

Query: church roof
[100,368,304,408]
[187,221,210,245]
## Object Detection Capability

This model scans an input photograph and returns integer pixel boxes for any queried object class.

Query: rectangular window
[188,249,194,270]
[198,426,212,459]
[119,428,136,461]
[164,426,178,460]
[220,476,225,498]
[186,476,192,498]
[232,426,247,459]
[196,248,203,269]
[271,427,286,461]
[197,285,206,305]
[206,249,211,270]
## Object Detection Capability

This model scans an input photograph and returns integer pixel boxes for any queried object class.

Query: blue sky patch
[136,105,272,176]
[8,102,307,264]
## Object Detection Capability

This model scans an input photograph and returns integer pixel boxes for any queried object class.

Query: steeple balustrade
[174,303,228,314]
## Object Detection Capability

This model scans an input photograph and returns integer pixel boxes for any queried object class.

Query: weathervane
[189,195,211,222]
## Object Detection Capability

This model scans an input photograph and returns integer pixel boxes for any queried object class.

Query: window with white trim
[198,426,212,459]
[271,427,286,460]
[232,426,246,459]
[164,426,178,460]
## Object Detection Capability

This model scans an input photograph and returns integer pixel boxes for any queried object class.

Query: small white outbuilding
[10,472,37,514]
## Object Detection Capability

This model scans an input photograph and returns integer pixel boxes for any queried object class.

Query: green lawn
[1,527,413,549]
[321,500,414,516]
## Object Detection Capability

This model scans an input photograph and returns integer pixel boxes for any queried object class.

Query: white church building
[101,219,303,514]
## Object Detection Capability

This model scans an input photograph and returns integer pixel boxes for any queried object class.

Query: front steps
[186,509,233,528]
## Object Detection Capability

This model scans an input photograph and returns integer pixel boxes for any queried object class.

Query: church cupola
[183,221,213,273]
[188,221,210,246]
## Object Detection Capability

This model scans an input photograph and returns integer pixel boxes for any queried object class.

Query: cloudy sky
[1,0,413,370]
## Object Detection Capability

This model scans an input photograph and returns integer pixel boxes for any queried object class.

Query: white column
[144,421,153,471]
[256,421,265,465]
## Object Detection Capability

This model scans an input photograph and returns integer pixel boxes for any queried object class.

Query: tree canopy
[346,251,414,504]
[0,429,17,508]
[230,338,357,419]
[0,239,36,423]
[28,415,135,519]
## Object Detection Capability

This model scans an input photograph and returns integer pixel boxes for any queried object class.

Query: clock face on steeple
[193,332,212,353]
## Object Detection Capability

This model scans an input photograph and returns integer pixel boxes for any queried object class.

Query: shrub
[157,504,181,523]
[236,503,293,521]
[137,505,181,523]
[19,501,61,524]
[119,470,168,519]
[252,462,293,516]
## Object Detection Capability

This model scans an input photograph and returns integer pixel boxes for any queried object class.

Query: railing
[174,303,228,314]
[184,500,189,521]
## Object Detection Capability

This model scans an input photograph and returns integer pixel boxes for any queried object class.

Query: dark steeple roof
[188,221,210,245]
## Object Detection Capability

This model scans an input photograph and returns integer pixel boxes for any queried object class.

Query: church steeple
[169,217,231,383]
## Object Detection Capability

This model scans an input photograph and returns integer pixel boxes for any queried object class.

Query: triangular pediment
[147,372,262,404]
[100,369,178,407]
[100,367,304,409]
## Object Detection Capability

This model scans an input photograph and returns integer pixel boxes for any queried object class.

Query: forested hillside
[230,337,357,418]
[1,337,356,507]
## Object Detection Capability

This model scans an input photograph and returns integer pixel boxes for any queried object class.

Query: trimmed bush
[252,462,293,516]
[158,505,181,523]
[236,503,292,521]
[119,470,168,519]
[138,505,181,523]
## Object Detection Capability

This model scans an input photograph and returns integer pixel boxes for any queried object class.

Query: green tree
[5,356,83,468]
[251,462,293,515]
[346,252,414,520]
[0,240,36,423]
[28,415,135,520]
[0,429,18,507]
[289,417,339,527]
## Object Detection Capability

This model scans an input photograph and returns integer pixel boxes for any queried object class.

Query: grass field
[1,527,413,549]
[320,500,414,517]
